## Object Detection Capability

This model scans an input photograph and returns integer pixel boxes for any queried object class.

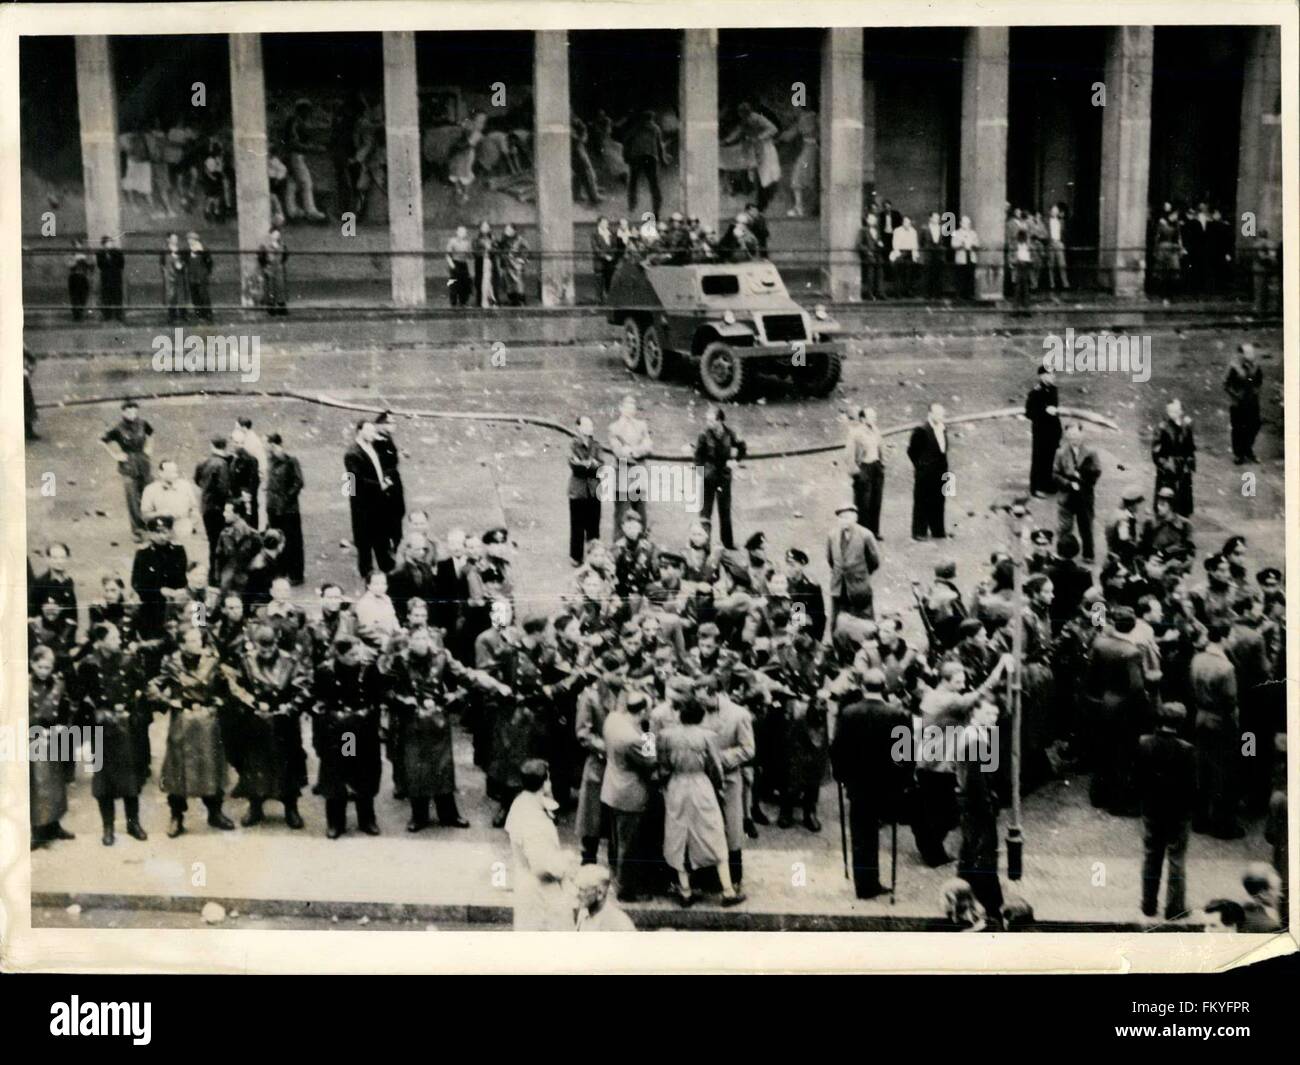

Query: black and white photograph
[1,0,1295,975]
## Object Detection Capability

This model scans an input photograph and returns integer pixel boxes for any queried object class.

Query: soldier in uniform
[783,548,826,643]
[77,623,150,846]
[1139,487,1195,562]
[131,515,189,641]
[311,636,384,838]
[612,510,659,602]
[29,646,75,848]
[484,617,549,827]
[381,625,504,831]
[1104,490,1146,575]
[226,624,311,829]
[1152,398,1197,517]
[148,625,236,837]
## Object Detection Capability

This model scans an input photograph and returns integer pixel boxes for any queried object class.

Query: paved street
[24,323,1284,926]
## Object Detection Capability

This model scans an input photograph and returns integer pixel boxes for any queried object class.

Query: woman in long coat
[76,623,150,845]
[494,224,529,306]
[657,699,743,906]
[29,646,74,846]
[226,625,311,828]
[148,626,235,836]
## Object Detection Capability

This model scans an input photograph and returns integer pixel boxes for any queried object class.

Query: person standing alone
[907,402,949,541]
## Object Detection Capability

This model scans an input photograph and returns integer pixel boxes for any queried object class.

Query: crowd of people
[24,339,1286,931]
[856,196,1283,312]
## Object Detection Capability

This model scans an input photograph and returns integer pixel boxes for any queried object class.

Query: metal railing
[22,242,1277,319]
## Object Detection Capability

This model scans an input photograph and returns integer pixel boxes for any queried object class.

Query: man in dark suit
[434,528,474,663]
[1190,620,1243,839]
[857,212,886,299]
[1052,421,1102,564]
[194,437,231,581]
[831,668,911,899]
[918,211,948,299]
[907,402,949,540]
[1082,606,1150,814]
[372,412,406,560]
[265,433,305,586]
[1136,701,1196,922]
[826,503,880,625]
[343,420,397,579]
[1224,344,1263,465]
[1152,398,1196,517]
[694,405,746,549]
[1025,366,1062,498]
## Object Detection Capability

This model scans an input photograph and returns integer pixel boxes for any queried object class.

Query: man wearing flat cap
[827,502,880,627]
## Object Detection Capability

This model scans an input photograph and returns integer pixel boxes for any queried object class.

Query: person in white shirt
[607,394,654,534]
[140,458,201,539]
[890,217,919,297]
[504,760,576,930]
[952,216,980,299]
[353,570,400,647]
[1047,204,1069,291]
[846,407,885,538]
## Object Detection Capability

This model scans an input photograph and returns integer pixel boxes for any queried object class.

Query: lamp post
[1004,499,1029,881]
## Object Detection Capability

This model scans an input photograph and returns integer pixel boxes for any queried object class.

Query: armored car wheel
[642,324,668,381]
[699,341,749,402]
[621,317,644,372]
[801,350,842,396]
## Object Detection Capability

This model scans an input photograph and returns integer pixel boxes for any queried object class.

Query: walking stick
[837,781,849,880]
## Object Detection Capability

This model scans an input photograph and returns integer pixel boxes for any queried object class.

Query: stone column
[229,34,273,307]
[819,28,864,302]
[1236,25,1282,245]
[74,36,122,244]
[679,29,720,230]
[1098,26,1154,297]
[533,31,574,306]
[959,27,1009,301]
[382,31,426,307]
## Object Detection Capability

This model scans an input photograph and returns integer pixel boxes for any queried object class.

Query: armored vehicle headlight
[813,304,829,320]
[723,310,736,325]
